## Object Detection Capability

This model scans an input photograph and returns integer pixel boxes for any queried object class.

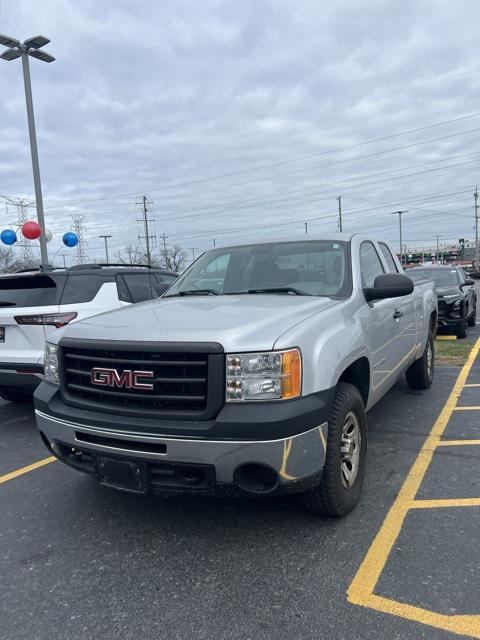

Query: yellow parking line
[410,498,480,509]
[454,406,480,411]
[347,336,480,638]
[462,384,480,388]
[437,440,480,446]
[436,335,457,341]
[0,456,56,485]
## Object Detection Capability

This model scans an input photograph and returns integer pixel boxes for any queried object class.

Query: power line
[38,112,480,210]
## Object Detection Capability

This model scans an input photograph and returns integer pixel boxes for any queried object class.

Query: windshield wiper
[175,289,219,296]
[0,301,16,307]
[247,287,311,296]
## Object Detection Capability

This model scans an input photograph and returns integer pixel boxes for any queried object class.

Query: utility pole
[436,235,440,265]
[159,233,168,269]
[99,235,111,263]
[60,253,67,268]
[336,195,343,232]
[475,186,479,269]
[390,210,408,266]
[189,248,198,261]
[304,221,308,234]
[136,195,155,266]
[213,238,216,247]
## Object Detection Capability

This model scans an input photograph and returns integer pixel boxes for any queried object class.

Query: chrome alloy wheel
[340,411,361,489]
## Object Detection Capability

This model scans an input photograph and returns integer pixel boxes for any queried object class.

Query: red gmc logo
[90,367,154,390]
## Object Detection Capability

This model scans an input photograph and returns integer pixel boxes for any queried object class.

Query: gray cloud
[1,0,480,265]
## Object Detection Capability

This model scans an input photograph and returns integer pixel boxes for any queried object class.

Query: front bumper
[35,409,328,495]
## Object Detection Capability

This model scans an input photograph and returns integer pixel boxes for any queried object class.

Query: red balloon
[21,221,42,240]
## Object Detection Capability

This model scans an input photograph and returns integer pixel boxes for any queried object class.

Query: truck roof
[216,233,360,252]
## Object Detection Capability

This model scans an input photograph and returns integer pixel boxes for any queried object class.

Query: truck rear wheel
[406,334,434,390]
[300,382,367,517]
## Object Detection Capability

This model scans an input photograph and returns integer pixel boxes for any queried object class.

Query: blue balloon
[0,229,17,245]
[63,232,78,248]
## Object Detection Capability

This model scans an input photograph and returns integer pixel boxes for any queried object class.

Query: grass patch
[435,339,473,367]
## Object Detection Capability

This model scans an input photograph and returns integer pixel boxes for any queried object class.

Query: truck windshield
[408,268,459,287]
[164,240,351,298]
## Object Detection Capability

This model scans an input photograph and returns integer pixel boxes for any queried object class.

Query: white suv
[0,264,177,402]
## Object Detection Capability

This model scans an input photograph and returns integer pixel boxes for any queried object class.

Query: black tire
[300,382,367,517]
[0,390,33,404]
[456,319,468,339]
[406,334,434,390]
[468,307,476,327]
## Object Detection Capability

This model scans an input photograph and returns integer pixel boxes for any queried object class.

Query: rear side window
[117,273,160,303]
[60,275,105,304]
[0,275,62,307]
[378,243,399,273]
[360,242,385,288]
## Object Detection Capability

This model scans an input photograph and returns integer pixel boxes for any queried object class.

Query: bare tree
[0,247,36,273]
[158,245,187,273]
[114,245,147,265]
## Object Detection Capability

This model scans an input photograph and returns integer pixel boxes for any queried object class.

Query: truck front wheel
[300,382,367,517]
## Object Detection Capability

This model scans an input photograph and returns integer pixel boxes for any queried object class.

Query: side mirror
[364,273,414,302]
[463,279,475,286]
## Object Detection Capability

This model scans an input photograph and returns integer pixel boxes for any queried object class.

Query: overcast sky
[1,0,480,266]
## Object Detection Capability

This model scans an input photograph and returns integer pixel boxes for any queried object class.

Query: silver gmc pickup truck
[34,235,437,516]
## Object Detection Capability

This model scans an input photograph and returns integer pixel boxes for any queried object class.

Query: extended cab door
[359,241,414,402]
[378,242,417,371]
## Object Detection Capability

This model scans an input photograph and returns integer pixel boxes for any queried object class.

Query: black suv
[408,266,477,338]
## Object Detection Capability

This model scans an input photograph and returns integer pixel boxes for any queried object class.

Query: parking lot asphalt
[1,309,480,639]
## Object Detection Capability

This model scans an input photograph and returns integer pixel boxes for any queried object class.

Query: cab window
[379,243,399,273]
[360,242,385,289]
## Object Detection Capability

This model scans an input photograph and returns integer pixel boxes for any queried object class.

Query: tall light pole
[99,235,112,263]
[0,35,55,267]
[390,210,408,266]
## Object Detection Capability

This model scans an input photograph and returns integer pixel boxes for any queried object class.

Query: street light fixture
[0,34,55,267]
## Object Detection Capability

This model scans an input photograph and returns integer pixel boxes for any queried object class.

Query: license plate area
[98,457,147,493]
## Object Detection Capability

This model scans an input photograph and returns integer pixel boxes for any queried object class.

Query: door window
[379,243,399,273]
[61,275,105,304]
[360,242,385,288]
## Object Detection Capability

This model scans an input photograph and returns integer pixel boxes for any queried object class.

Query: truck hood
[59,294,339,352]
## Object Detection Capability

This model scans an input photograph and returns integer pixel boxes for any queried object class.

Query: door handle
[393,309,403,319]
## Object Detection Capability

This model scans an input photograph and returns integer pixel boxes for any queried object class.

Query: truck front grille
[59,341,224,420]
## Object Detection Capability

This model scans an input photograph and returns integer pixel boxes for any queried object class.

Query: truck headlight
[226,349,301,401]
[44,343,60,385]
